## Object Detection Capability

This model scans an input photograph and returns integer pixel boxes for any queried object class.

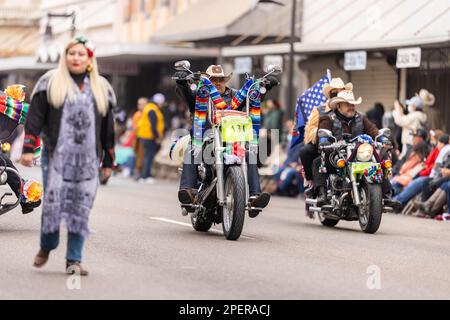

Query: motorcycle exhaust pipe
[309,206,322,213]
[351,180,361,206]
[215,130,226,205]
[306,199,318,206]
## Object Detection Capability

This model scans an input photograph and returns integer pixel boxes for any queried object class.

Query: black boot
[249,192,271,218]
[178,189,195,204]
[383,198,402,212]
[20,200,41,215]
[316,187,328,207]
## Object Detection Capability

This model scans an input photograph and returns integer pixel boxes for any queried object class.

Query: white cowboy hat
[170,134,191,165]
[203,65,232,82]
[329,90,363,109]
[419,89,435,107]
[323,78,353,98]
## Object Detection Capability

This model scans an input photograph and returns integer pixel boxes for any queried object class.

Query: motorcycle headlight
[356,143,373,162]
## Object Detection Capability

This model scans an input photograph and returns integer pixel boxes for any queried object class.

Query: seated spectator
[392,128,429,176]
[393,134,450,211]
[436,179,450,221]
[391,141,429,195]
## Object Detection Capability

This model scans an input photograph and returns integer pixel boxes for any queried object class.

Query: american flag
[290,74,330,149]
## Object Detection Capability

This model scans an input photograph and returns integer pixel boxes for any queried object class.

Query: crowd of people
[2,34,446,278]
[264,81,450,222]
[114,75,450,223]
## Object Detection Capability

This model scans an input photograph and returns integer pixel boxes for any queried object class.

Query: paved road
[1,166,450,300]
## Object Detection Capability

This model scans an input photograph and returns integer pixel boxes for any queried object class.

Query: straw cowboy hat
[323,78,353,99]
[329,90,363,109]
[170,134,191,166]
[203,65,232,82]
[419,89,436,107]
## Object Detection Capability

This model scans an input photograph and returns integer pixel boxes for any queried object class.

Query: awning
[151,0,255,43]
[222,0,450,57]
[0,43,219,73]
[300,0,450,51]
[151,0,294,44]
[95,43,220,62]
[0,27,40,58]
[0,57,56,73]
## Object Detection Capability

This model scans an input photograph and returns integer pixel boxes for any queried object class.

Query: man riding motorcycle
[174,64,279,217]
[299,78,353,188]
[312,90,398,208]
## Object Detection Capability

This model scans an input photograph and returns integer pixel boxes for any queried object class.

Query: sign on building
[234,57,252,75]
[344,51,367,71]
[396,47,421,69]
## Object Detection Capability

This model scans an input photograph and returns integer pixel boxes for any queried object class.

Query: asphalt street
[1,165,450,300]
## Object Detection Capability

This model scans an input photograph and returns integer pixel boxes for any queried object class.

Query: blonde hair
[45,39,111,116]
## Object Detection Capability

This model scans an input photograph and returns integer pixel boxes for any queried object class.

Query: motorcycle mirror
[265,64,282,75]
[259,86,267,95]
[378,128,391,138]
[175,60,191,71]
[318,129,333,139]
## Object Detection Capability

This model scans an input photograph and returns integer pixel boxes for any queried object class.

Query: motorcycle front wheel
[359,182,383,234]
[222,166,246,241]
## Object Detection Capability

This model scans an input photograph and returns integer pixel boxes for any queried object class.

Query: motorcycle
[305,128,393,234]
[0,86,43,216]
[172,60,281,240]
[0,126,42,216]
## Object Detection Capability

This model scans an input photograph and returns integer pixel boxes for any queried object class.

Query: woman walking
[21,36,116,276]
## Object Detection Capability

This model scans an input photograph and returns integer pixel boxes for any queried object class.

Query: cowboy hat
[170,134,191,166]
[329,90,362,109]
[203,65,232,82]
[323,78,353,98]
[419,89,435,107]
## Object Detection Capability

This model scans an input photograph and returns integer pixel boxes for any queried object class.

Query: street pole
[287,0,297,119]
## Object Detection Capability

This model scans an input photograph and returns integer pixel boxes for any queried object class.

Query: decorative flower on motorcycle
[4,85,26,102]
[21,180,43,203]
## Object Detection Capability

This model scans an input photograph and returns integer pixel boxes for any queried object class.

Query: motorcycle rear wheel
[191,214,213,232]
[319,213,339,227]
[222,166,246,241]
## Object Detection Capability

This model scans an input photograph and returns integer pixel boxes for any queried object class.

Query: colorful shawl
[0,95,29,125]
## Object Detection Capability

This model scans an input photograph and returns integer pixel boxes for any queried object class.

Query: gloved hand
[264,76,280,91]
[174,71,190,83]
[319,140,331,148]
[380,136,393,149]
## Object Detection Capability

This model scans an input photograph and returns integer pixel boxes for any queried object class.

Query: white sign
[264,55,283,71]
[344,51,367,71]
[396,47,421,68]
[234,57,252,75]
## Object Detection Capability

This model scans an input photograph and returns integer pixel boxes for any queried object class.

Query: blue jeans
[140,139,158,179]
[394,176,431,206]
[40,147,49,192]
[41,230,85,263]
[179,146,261,195]
[391,181,403,196]
[439,180,450,212]
[276,167,303,196]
